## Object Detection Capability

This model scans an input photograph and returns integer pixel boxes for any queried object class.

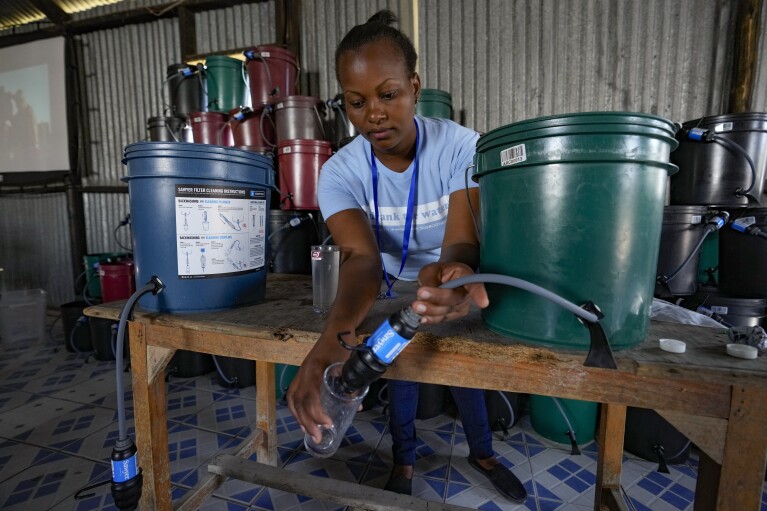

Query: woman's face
[338,39,420,160]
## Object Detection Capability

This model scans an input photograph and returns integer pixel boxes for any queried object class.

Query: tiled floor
[1,311,765,510]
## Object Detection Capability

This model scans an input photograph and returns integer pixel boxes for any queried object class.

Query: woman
[287,10,527,503]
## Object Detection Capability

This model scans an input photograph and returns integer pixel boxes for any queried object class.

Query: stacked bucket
[660,113,767,327]
[60,252,135,361]
[632,112,767,468]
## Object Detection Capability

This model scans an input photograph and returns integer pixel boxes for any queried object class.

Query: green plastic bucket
[529,395,598,445]
[276,363,298,400]
[473,112,678,350]
[416,88,452,119]
[205,55,246,113]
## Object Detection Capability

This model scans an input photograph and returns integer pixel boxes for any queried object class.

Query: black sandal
[384,471,412,495]
[467,457,527,503]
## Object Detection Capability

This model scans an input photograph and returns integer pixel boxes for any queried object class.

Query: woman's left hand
[412,261,489,324]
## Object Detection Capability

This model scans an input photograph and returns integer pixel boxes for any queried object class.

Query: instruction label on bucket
[174,184,267,279]
[500,144,526,166]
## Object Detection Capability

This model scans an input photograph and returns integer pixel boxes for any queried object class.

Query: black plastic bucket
[656,206,710,296]
[268,210,320,274]
[89,317,117,361]
[169,350,214,378]
[683,285,767,327]
[670,113,767,207]
[719,208,767,298]
[60,301,92,353]
[166,63,207,117]
[147,116,192,142]
[213,355,255,388]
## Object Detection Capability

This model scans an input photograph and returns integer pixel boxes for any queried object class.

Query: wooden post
[595,403,628,511]
[728,0,762,112]
[275,0,301,63]
[178,6,197,62]
[255,360,277,465]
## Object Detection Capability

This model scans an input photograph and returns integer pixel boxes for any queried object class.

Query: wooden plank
[84,275,767,390]
[656,409,726,465]
[728,0,762,112]
[208,455,477,511]
[595,404,626,511]
[129,321,731,419]
[130,322,173,511]
[716,386,767,511]
[147,345,175,383]
[694,451,719,511]
[601,487,629,511]
[174,428,264,511]
[255,361,277,465]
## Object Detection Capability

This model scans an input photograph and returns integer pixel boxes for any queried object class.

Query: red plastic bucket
[190,111,234,146]
[99,260,136,303]
[231,106,275,148]
[244,45,299,106]
[271,96,327,143]
[276,139,333,210]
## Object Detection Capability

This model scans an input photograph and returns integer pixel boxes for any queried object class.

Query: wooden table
[85,273,767,511]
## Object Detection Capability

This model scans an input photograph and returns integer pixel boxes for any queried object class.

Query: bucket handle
[313,103,327,140]
[260,106,278,150]
[464,162,481,240]
[328,95,354,137]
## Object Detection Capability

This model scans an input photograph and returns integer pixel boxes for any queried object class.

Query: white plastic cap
[659,338,686,354]
[726,343,758,360]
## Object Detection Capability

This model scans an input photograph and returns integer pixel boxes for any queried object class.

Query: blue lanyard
[371,119,419,298]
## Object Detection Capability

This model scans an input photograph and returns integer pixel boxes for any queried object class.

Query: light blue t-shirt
[318,116,479,281]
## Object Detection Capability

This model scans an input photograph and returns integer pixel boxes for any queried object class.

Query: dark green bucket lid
[474,111,679,179]
[205,55,244,68]
[478,111,678,153]
[419,88,452,104]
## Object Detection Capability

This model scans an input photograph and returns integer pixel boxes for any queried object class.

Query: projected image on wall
[0,37,69,174]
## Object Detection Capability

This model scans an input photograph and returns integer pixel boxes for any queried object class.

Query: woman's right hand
[287,330,353,443]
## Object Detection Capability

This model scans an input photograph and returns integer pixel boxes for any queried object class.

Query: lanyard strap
[372,119,419,297]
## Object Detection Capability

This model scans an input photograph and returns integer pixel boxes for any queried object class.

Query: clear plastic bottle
[304,306,421,458]
[303,362,368,458]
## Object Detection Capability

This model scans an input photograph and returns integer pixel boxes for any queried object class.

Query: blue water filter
[122,141,275,313]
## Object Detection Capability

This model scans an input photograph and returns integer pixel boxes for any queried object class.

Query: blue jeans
[387,379,494,466]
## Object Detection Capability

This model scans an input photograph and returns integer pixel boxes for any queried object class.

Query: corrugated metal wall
[80,19,180,186]
[299,0,403,99]
[0,193,74,305]
[195,1,275,54]
[77,18,179,258]
[418,0,736,132]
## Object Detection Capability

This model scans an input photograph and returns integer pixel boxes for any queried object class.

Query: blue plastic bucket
[122,141,275,313]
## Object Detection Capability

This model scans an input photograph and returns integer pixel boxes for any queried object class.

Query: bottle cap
[659,338,686,354]
[726,343,758,360]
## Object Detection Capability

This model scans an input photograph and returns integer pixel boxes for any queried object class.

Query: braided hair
[335,10,418,81]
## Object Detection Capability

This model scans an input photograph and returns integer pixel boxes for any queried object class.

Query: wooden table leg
[715,386,767,511]
[694,451,719,511]
[255,361,277,465]
[595,403,628,511]
[130,322,173,511]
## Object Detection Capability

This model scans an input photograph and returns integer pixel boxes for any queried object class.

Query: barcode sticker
[282,147,292,154]
[260,51,271,58]
[690,215,703,224]
[500,144,527,166]
[711,306,728,314]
